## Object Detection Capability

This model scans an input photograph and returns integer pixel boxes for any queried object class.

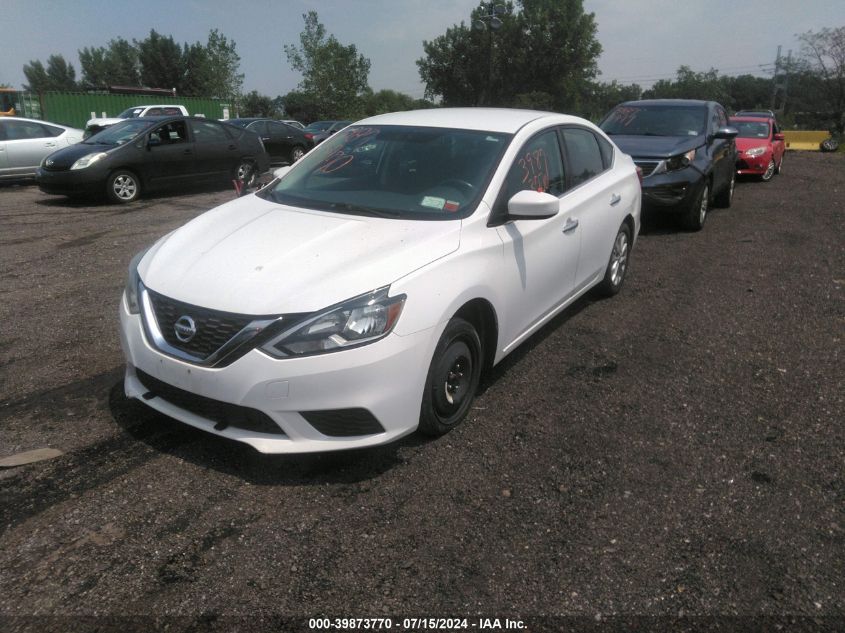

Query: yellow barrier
[782,130,829,151]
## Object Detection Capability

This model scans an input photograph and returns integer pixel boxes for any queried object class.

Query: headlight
[71,152,107,170]
[260,287,405,358]
[665,148,696,171]
[745,146,766,157]
[125,248,148,314]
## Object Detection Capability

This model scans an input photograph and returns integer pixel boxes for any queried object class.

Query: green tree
[284,11,371,119]
[362,89,421,116]
[580,80,641,121]
[799,27,845,134]
[136,30,183,90]
[204,29,244,101]
[23,54,77,91]
[181,41,215,96]
[79,37,140,87]
[724,74,773,112]
[417,0,602,111]
[280,90,323,123]
[643,66,731,103]
[240,90,277,117]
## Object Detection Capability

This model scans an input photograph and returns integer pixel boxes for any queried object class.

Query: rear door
[3,119,62,176]
[559,126,629,288]
[189,119,237,179]
[268,121,299,162]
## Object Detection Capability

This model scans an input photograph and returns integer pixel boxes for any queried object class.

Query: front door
[144,120,193,186]
[493,128,581,352]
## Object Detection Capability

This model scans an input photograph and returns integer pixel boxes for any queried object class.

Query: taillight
[636,166,643,185]
[304,133,313,140]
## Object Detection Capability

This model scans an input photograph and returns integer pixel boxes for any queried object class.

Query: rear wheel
[418,318,483,436]
[106,170,140,204]
[595,223,632,297]
[235,160,256,188]
[289,145,305,163]
[681,181,709,231]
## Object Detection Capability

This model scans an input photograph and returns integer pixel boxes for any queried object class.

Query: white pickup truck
[85,105,190,136]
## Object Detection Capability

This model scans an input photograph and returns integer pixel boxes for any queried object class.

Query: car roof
[357,108,582,133]
[619,99,713,108]
[730,116,772,123]
[1,116,74,129]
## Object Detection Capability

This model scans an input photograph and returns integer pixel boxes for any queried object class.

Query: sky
[1,0,842,98]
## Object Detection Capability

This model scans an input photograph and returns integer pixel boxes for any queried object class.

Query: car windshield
[260,125,511,220]
[731,121,770,139]
[601,105,707,137]
[84,119,155,145]
[117,107,145,119]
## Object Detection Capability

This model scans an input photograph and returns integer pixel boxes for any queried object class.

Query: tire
[289,145,305,163]
[761,159,775,182]
[106,170,141,204]
[595,223,632,297]
[775,154,783,175]
[235,160,256,188]
[681,181,709,231]
[418,318,483,436]
[714,170,735,208]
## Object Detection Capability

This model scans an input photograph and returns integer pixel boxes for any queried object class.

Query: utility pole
[771,45,790,115]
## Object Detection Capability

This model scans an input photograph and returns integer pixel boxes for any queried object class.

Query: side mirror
[507,189,559,220]
[773,133,785,141]
[147,136,161,148]
[713,126,739,140]
[273,166,292,179]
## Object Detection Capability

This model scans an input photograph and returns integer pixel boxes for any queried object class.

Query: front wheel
[681,181,709,231]
[714,171,735,208]
[418,318,483,436]
[775,155,783,175]
[106,170,141,204]
[595,223,632,297]
[761,159,775,182]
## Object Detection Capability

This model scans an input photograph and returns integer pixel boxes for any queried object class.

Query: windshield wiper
[326,202,401,218]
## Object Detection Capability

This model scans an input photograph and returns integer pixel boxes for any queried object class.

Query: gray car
[0,117,84,181]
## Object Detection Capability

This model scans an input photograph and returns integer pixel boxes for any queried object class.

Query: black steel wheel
[418,318,483,436]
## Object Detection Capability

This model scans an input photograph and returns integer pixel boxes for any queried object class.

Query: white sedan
[0,117,83,180]
[120,108,641,453]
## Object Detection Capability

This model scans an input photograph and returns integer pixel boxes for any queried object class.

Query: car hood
[139,194,462,315]
[42,142,116,170]
[608,134,704,159]
[86,117,123,128]
[735,138,771,152]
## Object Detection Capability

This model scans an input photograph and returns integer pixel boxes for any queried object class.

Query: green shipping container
[31,92,231,129]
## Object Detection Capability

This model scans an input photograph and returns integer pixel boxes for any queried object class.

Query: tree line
[17,3,845,133]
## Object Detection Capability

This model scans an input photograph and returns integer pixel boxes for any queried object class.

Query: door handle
[45,142,56,147]
[562,218,579,233]
[262,137,270,141]
[228,144,237,150]
[610,193,621,206]
[183,149,192,155]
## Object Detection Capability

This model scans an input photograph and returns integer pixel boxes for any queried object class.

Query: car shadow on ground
[107,380,429,486]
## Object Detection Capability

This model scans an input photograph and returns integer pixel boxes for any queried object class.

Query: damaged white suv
[120,108,640,453]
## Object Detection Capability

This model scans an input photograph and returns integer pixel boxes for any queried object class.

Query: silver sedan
[0,117,84,181]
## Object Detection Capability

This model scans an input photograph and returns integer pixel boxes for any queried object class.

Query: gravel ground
[0,154,842,632]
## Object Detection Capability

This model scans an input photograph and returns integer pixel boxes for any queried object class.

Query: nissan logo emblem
[174,315,197,343]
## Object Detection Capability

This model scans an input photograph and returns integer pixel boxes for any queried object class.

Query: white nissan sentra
[120,108,641,453]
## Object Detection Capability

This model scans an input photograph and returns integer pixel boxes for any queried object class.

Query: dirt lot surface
[0,154,843,632]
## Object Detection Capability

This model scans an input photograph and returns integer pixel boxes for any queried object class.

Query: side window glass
[595,133,614,170]
[718,108,728,127]
[270,122,290,136]
[146,108,162,116]
[503,130,565,200]
[249,121,268,137]
[189,120,228,143]
[561,128,605,187]
[153,121,188,144]
[4,119,49,140]
[42,124,64,137]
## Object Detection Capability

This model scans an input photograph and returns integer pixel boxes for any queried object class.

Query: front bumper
[36,166,105,196]
[735,153,771,175]
[638,165,705,214]
[119,295,437,454]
